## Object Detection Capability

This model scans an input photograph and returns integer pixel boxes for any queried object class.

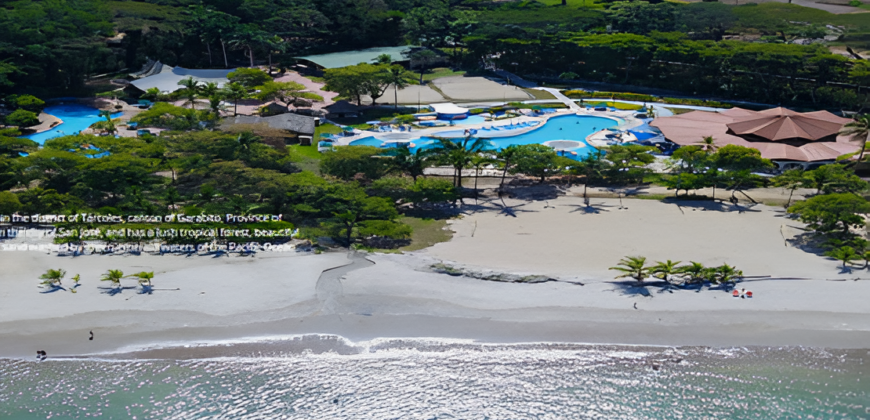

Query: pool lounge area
[349,114,621,160]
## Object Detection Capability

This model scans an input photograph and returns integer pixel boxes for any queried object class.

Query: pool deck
[332,108,640,148]
[29,113,63,134]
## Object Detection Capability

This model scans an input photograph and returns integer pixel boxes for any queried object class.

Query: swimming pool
[409,115,618,160]
[24,104,121,145]
[417,115,487,127]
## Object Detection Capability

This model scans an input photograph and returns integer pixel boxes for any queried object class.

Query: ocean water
[1,336,867,419]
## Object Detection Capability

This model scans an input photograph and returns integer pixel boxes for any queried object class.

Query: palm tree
[697,136,718,153]
[825,246,860,269]
[389,147,429,182]
[97,110,116,135]
[129,271,154,288]
[711,264,743,285]
[429,136,491,188]
[470,153,493,199]
[200,82,220,98]
[861,250,870,269]
[39,268,66,288]
[384,65,414,109]
[842,114,870,161]
[496,145,519,192]
[177,77,201,109]
[651,260,682,283]
[221,82,248,116]
[235,131,261,157]
[772,169,807,208]
[208,95,225,116]
[101,269,124,289]
[678,262,707,284]
[609,256,650,284]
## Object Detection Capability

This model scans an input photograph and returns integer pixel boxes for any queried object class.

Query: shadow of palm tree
[563,200,613,214]
[138,285,154,295]
[609,280,655,297]
[39,285,67,294]
[502,184,565,201]
[663,198,762,213]
[462,197,538,218]
[99,286,136,296]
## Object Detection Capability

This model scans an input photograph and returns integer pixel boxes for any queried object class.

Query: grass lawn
[665,107,696,115]
[408,67,466,82]
[580,101,642,111]
[288,144,321,159]
[315,123,342,142]
[523,89,557,100]
[392,216,454,252]
[287,144,322,173]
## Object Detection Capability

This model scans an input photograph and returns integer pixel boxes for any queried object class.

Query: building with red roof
[650,107,857,169]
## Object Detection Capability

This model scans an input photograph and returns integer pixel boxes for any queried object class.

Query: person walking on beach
[89,331,94,341]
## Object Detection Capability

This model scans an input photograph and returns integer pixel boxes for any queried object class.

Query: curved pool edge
[22,105,123,145]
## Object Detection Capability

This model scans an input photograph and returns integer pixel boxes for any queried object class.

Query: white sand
[1,195,869,358]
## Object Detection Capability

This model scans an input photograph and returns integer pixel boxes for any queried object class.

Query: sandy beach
[1,195,869,358]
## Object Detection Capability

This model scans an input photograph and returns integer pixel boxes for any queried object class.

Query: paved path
[534,87,582,111]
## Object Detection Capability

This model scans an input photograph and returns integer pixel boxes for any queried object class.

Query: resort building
[220,113,318,145]
[294,46,420,70]
[651,107,857,169]
[324,100,363,119]
[128,62,236,94]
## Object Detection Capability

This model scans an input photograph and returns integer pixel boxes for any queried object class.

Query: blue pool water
[349,137,386,147]
[23,104,121,145]
[350,115,618,159]
[418,115,487,127]
[422,115,616,159]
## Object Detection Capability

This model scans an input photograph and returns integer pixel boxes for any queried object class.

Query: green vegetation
[662,143,774,201]
[394,217,453,252]
[407,67,466,82]
[5,109,39,127]
[567,90,732,108]
[0,0,866,110]
[323,63,411,106]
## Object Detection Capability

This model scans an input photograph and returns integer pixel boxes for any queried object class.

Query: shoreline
[2,196,870,358]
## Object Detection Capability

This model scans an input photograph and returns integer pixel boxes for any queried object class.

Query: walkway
[493,70,537,89]
[534,87,582,111]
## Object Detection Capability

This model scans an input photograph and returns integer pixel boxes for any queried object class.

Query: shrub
[0,191,22,214]
[559,72,579,80]
[227,68,271,88]
[6,109,39,127]
[130,102,211,130]
[11,94,45,112]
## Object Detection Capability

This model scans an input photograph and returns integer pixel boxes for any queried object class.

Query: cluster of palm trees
[609,256,743,287]
[38,268,154,293]
[175,78,236,115]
